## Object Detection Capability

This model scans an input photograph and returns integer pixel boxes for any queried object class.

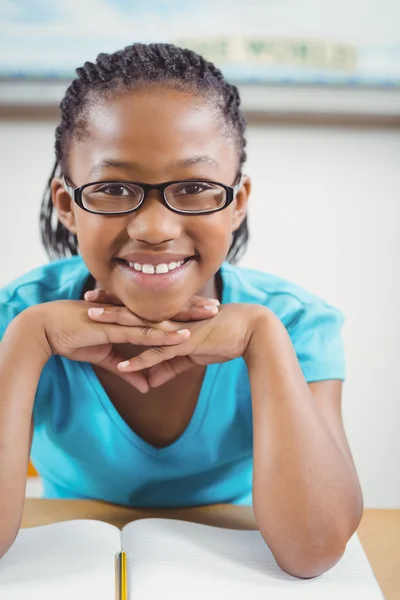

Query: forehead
[69,88,237,179]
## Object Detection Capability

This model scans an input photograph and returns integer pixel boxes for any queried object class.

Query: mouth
[114,256,196,290]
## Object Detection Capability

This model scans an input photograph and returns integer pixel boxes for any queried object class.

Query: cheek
[198,212,233,244]
[73,213,125,285]
[74,212,121,254]
[190,213,233,264]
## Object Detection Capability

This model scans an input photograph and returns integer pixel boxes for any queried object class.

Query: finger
[174,295,220,322]
[172,302,219,322]
[87,305,180,331]
[97,322,191,346]
[84,289,124,306]
[96,345,150,393]
[117,344,183,372]
[147,356,193,388]
[191,295,220,306]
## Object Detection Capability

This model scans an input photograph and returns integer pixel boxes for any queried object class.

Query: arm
[0,307,50,558]
[243,309,363,579]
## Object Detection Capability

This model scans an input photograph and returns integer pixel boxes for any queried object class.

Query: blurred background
[0,0,399,507]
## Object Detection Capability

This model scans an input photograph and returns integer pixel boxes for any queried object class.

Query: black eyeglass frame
[62,174,243,216]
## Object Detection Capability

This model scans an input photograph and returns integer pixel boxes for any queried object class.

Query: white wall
[1,119,399,508]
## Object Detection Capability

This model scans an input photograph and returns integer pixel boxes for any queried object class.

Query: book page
[122,518,384,600]
[0,519,120,600]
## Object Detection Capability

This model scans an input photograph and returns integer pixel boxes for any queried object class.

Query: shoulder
[0,256,89,339]
[220,262,346,381]
[221,261,344,323]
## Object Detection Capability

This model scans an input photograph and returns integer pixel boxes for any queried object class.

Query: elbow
[263,530,350,579]
[0,513,23,561]
[276,542,347,579]
[0,530,18,561]
[263,496,364,579]
[275,520,361,578]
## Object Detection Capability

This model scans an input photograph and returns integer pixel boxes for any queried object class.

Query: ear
[51,178,78,234]
[232,173,251,233]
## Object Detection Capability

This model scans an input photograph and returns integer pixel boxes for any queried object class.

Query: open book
[0,518,384,600]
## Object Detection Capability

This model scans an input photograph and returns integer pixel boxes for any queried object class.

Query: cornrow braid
[40,42,249,263]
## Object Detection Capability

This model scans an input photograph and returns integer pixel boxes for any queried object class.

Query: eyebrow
[88,155,219,177]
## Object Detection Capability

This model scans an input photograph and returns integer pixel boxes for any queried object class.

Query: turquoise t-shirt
[0,257,345,507]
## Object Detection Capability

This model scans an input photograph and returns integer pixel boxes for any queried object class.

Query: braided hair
[40,42,249,263]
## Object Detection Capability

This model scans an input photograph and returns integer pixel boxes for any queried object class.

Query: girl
[0,43,363,577]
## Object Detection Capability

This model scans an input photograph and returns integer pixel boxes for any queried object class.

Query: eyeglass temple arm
[62,176,74,197]
[233,173,243,193]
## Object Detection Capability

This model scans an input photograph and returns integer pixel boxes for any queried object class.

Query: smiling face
[51,87,250,322]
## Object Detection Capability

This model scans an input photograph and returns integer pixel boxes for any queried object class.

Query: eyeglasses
[62,174,243,216]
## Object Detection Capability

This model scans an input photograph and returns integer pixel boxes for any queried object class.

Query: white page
[0,519,120,600]
[122,518,385,600]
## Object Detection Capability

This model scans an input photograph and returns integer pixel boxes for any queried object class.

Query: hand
[81,287,221,393]
[88,303,266,389]
[29,300,193,394]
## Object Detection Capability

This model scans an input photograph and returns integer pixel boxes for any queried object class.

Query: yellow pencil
[117,551,128,600]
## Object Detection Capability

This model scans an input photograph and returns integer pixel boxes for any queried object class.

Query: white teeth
[142,264,155,274]
[126,260,186,274]
[155,264,169,274]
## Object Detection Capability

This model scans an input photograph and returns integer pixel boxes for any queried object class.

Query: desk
[21,500,399,600]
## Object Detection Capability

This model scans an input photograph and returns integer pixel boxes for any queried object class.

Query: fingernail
[118,360,130,368]
[84,291,97,299]
[207,298,220,305]
[177,329,190,334]
[88,307,104,316]
[204,305,219,312]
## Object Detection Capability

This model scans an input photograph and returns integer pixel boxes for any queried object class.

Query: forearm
[244,310,363,579]
[0,308,50,556]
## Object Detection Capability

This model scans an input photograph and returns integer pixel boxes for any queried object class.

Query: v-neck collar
[68,257,231,457]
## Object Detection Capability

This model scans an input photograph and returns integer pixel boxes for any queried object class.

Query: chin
[126,302,182,324]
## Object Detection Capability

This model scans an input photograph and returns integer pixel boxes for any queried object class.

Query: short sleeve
[0,299,21,342]
[285,300,346,382]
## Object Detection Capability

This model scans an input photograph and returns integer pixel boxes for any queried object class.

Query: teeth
[126,260,186,274]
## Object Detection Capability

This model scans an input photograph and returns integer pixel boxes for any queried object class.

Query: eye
[174,182,211,195]
[95,183,137,197]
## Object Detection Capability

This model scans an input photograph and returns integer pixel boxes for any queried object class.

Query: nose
[125,189,183,244]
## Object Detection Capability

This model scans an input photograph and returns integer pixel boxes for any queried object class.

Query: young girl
[0,43,363,577]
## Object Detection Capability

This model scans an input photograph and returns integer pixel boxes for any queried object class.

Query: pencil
[117,551,128,600]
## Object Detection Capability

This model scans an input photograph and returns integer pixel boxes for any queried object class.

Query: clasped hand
[85,288,263,392]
